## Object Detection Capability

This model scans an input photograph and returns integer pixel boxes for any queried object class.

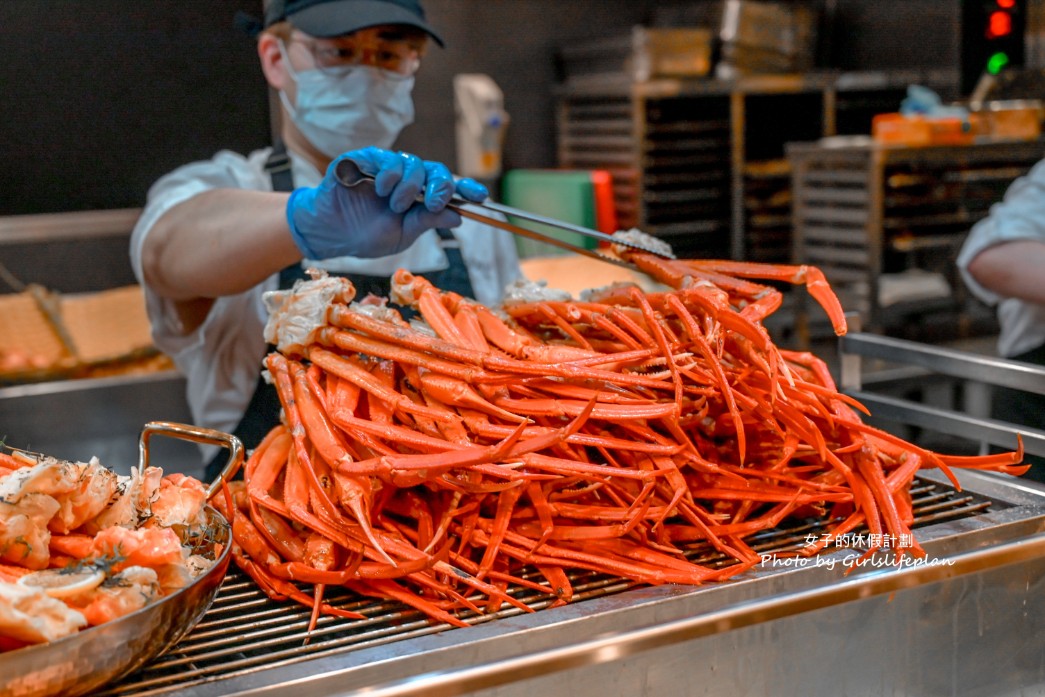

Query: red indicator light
[997,0,1016,8]
[988,10,1013,38]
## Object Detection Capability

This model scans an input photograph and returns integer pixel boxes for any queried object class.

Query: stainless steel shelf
[839,329,1045,458]
[557,71,947,263]
[0,371,201,477]
[789,137,1045,333]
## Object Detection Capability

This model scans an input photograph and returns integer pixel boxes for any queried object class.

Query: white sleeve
[957,158,1045,307]
[130,151,269,284]
[128,151,276,439]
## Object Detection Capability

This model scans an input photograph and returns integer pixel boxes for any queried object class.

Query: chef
[130,0,521,478]
[957,157,1045,480]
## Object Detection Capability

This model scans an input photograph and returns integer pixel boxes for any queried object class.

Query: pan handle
[137,421,244,499]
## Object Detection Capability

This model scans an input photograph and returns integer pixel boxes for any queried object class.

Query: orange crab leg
[309,347,458,423]
[667,293,747,464]
[490,396,677,421]
[391,269,478,350]
[273,357,390,542]
[418,372,529,424]
[324,311,673,390]
[302,532,339,637]
[233,552,365,620]
[269,550,439,584]
[686,259,847,336]
[474,527,716,586]
[354,578,469,627]
[474,304,597,362]
[474,483,525,581]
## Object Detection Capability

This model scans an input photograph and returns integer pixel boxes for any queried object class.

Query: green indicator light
[987,51,1010,74]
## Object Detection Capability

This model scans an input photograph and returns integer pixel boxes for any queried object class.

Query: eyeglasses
[288,31,422,77]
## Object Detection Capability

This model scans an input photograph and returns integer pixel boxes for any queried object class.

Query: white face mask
[279,41,415,158]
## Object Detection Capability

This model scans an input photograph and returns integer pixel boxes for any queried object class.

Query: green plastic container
[500,169,598,258]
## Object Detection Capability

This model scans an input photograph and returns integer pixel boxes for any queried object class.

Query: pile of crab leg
[225,236,1027,630]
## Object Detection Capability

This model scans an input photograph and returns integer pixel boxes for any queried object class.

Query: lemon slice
[18,567,105,599]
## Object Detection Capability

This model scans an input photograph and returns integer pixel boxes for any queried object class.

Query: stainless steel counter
[0,208,141,293]
[101,469,1045,697]
[0,371,202,478]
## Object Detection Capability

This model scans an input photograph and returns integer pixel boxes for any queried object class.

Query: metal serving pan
[0,422,242,697]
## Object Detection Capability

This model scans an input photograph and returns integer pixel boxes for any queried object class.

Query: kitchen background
[3,0,1043,217]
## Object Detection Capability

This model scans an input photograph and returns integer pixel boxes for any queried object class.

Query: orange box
[975,100,1044,141]
[872,113,975,147]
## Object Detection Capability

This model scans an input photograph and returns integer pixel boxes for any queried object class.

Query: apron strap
[265,141,294,195]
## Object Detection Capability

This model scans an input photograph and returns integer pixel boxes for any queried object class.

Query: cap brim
[288,0,444,46]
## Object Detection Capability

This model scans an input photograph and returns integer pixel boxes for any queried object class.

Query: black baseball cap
[263,0,444,45]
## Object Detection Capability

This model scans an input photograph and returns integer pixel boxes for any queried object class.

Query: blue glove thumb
[286,147,489,261]
[349,147,489,210]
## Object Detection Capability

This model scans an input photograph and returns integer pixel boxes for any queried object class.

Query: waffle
[60,285,157,366]
[0,284,168,383]
[0,286,75,380]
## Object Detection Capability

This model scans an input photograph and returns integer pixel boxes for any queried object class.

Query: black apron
[205,145,476,480]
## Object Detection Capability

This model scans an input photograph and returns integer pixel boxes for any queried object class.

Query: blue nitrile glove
[286,146,489,260]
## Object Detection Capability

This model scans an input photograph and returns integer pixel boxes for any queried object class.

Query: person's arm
[138,147,489,334]
[966,239,1045,306]
[141,188,300,302]
[958,158,1045,308]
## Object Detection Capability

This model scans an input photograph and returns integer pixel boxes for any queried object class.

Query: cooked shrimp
[74,566,161,627]
[0,457,67,503]
[0,495,60,569]
[153,555,217,594]
[0,455,215,642]
[149,473,208,529]
[49,458,120,534]
[0,564,29,583]
[0,452,30,474]
[88,526,185,573]
[0,456,122,568]
[153,562,193,594]
[0,580,87,643]
[0,456,107,506]
[0,456,120,535]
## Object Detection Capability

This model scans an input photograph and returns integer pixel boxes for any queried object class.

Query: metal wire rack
[102,477,1000,696]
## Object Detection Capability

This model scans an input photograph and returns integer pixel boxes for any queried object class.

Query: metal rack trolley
[789,137,1045,334]
[839,326,1045,461]
[555,69,955,262]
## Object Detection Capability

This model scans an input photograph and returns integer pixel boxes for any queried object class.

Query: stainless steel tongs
[334,160,676,269]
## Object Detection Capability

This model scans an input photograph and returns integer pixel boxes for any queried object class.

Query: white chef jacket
[957,158,1045,358]
[129,147,521,454]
